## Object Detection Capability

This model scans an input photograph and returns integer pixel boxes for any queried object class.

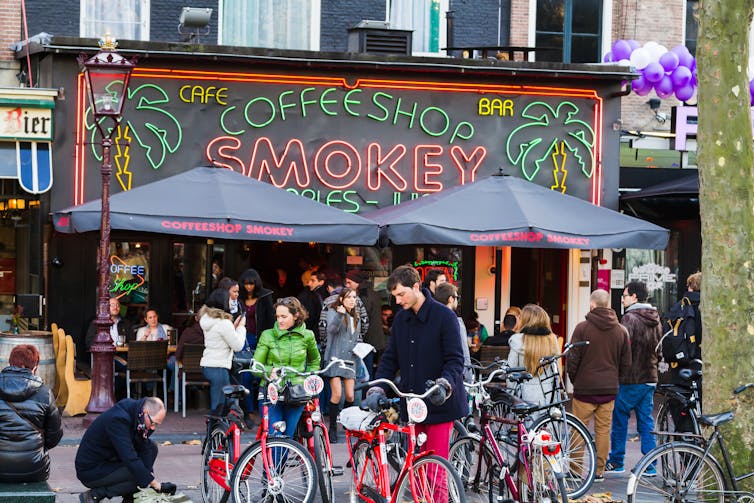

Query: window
[685,0,698,56]
[389,0,448,55]
[535,0,602,63]
[80,0,150,41]
[219,0,320,50]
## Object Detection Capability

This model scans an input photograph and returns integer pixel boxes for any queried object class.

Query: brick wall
[0,0,21,86]
[320,0,384,52]
[449,0,509,47]
[509,0,530,46]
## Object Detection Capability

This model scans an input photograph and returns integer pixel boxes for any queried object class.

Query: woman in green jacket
[253,296,320,437]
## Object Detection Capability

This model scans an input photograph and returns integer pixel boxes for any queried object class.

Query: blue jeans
[267,402,305,438]
[609,383,656,466]
[203,366,230,416]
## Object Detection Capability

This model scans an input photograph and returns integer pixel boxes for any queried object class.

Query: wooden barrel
[0,331,56,389]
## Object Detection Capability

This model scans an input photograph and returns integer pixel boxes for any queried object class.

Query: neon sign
[413,260,460,282]
[109,255,145,299]
[73,69,605,211]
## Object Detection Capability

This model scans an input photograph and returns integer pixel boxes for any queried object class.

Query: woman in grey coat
[324,288,361,442]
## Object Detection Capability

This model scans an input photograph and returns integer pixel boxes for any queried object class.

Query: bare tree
[697,1,754,465]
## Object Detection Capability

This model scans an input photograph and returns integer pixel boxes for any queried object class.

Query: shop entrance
[510,248,568,340]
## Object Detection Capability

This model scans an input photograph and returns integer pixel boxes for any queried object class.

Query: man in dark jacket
[367,265,467,460]
[75,397,176,502]
[0,344,63,482]
[567,289,631,481]
[606,281,662,474]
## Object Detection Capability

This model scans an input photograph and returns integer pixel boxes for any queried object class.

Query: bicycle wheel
[529,413,596,499]
[201,423,230,503]
[627,442,726,503]
[450,419,469,446]
[395,453,466,503]
[518,448,567,503]
[656,399,701,444]
[349,440,380,502]
[312,425,335,503]
[230,437,317,503]
[449,435,510,503]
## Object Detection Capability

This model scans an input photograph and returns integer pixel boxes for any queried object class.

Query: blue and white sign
[17,141,53,194]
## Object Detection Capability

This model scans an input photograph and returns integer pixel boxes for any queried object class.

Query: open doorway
[510,248,568,340]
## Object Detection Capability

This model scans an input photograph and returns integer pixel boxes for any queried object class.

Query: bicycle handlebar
[357,378,442,401]
[733,382,754,395]
[537,341,589,367]
[239,357,354,382]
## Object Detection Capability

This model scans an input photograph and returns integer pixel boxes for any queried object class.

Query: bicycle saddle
[222,384,250,398]
[698,411,734,428]
[506,371,533,384]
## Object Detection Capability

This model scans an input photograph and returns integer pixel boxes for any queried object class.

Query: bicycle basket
[339,406,379,431]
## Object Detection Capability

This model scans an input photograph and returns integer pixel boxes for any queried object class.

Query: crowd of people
[0,264,703,502]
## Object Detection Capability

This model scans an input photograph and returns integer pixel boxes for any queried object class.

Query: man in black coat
[367,265,467,460]
[75,397,176,502]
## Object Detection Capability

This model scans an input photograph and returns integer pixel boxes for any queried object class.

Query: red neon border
[75,69,603,206]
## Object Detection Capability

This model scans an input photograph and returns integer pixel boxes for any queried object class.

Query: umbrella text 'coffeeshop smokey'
[26,37,660,348]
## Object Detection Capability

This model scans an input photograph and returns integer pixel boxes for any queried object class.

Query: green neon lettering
[319,88,338,116]
[419,107,450,137]
[220,106,245,136]
[300,87,317,118]
[343,89,363,117]
[449,122,474,143]
[278,90,296,121]
[340,190,360,213]
[367,92,392,122]
[244,97,275,128]
[392,97,417,128]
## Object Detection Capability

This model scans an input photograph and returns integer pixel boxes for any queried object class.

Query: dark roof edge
[19,36,637,82]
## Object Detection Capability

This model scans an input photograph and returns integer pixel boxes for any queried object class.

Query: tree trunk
[697,0,754,471]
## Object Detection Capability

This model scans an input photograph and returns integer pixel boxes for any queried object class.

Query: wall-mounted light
[178,7,212,42]
[646,98,667,124]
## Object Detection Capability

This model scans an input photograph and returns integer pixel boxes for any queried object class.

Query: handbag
[281,381,311,404]
[232,345,254,374]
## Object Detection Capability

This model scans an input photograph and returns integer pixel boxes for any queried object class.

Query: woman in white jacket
[507,304,561,406]
[200,288,246,415]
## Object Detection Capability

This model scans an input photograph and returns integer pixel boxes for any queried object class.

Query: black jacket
[75,398,157,488]
[621,303,662,384]
[0,366,63,482]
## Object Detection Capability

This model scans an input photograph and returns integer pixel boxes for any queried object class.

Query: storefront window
[625,243,678,317]
[109,241,149,320]
[344,246,392,303]
[413,246,464,295]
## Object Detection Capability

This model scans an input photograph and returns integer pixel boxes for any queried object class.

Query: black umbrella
[367,174,669,250]
[52,167,379,245]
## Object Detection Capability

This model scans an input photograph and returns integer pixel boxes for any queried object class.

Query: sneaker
[593,475,604,483]
[79,490,96,503]
[605,461,625,474]
[644,465,657,477]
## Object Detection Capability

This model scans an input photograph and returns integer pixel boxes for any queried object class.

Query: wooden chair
[176,344,210,417]
[55,328,68,408]
[63,334,91,417]
[126,340,168,405]
[49,323,59,396]
[477,345,510,364]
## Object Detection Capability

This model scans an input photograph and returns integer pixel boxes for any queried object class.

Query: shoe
[593,475,604,483]
[605,461,625,474]
[79,490,96,503]
[329,425,339,443]
[644,465,657,477]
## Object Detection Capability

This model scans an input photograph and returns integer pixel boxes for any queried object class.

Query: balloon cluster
[604,40,697,102]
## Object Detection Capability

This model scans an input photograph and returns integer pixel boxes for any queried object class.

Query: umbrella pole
[493,247,502,336]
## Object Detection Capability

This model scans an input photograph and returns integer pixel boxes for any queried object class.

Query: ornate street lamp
[78,35,135,416]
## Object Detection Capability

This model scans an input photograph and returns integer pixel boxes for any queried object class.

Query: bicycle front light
[417,432,428,447]
[311,410,322,423]
[548,407,563,420]
[272,420,287,434]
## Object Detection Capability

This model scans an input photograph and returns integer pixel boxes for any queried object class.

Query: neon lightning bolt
[551,141,568,193]
[114,124,133,191]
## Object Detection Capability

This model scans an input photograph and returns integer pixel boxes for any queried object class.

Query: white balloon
[629,48,652,69]
[617,58,631,66]
[649,44,668,61]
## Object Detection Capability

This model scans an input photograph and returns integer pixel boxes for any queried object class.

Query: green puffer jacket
[253,323,321,386]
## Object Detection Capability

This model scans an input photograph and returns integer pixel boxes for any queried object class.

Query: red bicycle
[343,378,466,503]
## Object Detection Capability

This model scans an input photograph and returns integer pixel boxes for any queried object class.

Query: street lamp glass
[80,45,135,119]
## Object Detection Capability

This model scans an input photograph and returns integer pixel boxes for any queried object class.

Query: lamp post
[78,35,135,415]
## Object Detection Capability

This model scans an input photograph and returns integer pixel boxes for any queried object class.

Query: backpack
[660,297,700,369]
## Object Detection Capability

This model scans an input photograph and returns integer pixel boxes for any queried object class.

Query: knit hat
[346,269,366,284]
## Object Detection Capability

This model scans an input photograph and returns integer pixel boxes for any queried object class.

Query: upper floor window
[536,0,602,63]
[219,0,320,50]
[685,0,698,56]
[389,0,447,55]
[80,0,150,41]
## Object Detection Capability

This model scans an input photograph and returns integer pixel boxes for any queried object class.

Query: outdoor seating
[54,327,68,408]
[125,340,168,405]
[63,333,91,417]
[49,323,59,396]
[176,343,209,417]
[478,345,510,364]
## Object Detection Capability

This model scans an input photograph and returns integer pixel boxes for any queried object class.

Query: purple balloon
[675,84,695,102]
[603,51,614,62]
[643,62,665,83]
[659,51,680,72]
[655,76,674,98]
[628,39,641,51]
[632,76,652,96]
[612,40,632,61]
[671,66,692,87]
[674,48,695,69]
[749,79,754,105]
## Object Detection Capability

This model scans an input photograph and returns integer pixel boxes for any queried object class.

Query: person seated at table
[175,313,204,364]
[86,298,134,351]
[136,308,172,342]
[0,344,63,483]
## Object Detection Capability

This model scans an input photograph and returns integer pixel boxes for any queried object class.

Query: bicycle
[202,360,318,503]
[626,382,754,503]
[448,364,568,503]
[343,378,466,503]
[654,363,703,444]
